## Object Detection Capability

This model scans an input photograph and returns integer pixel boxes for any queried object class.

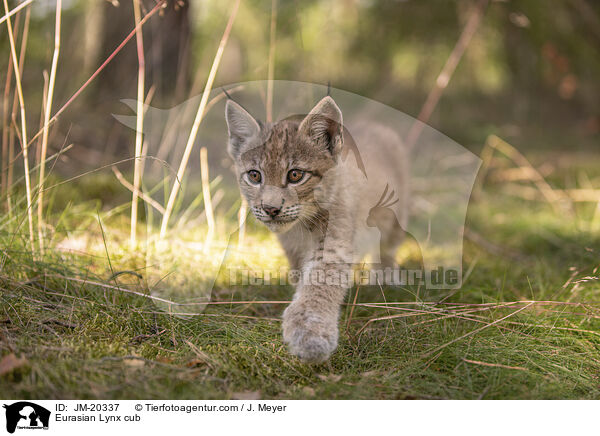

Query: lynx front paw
[282,303,338,364]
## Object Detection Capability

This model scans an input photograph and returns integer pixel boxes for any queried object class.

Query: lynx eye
[287,169,306,184]
[246,170,262,185]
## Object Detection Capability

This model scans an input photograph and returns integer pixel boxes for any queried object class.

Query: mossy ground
[1,150,599,399]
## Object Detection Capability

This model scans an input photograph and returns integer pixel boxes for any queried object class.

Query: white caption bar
[0,400,596,436]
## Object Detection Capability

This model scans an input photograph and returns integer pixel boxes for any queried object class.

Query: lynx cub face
[225,95,408,363]
[225,97,343,234]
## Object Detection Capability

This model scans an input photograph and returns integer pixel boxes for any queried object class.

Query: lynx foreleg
[282,223,353,363]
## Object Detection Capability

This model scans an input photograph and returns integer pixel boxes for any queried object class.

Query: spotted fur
[225,96,409,363]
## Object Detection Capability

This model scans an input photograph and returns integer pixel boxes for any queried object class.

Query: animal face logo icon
[3,402,50,434]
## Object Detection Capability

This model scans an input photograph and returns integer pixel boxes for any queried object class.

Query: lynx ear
[225,100,261,157]
[299,96,343,155]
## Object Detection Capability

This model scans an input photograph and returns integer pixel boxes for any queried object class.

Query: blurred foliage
[1,0,599,168]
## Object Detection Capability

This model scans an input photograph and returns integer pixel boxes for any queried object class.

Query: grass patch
[1,155,600,399]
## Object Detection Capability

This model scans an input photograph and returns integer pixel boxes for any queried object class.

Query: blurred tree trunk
[97,0,191,106]
[502,18,536,123]
[66,0,192,165]
[149,0,192,104]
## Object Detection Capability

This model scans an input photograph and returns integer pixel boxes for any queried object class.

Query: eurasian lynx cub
[225,96,408,363]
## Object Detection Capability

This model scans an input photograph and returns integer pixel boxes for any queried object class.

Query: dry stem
[266,0,277,122]
[200,147,215,251]
[130,0,146,248]
[160,0,241,238]
[3,0,33,252]
[37,0,62,254]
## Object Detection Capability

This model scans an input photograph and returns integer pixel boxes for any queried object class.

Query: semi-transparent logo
[115,81,481,315]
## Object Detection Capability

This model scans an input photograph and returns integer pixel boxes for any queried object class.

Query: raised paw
[282,302,338,364]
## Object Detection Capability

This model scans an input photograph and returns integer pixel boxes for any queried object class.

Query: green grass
[1,154,600,400]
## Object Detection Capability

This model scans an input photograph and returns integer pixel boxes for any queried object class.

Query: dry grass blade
[53,275,178,306]
[3,0,33,252]
[155,84,243,163]
[410,303,530,328]
[140,311,280,322]
[112,166,165,214]
[475,135,572,215]
[6,7,30,217]
[50,276,288,310]
[345,284,361,334]
[130,0,145,249]
[353,302,511,335]
[238,199,247,247]
[484,135,573,214]
[0,0,33,25]
[504,321,600,337]
[499,184,600,205]
[37,0,61,254]
[1,9,17,199]
[463,358,528,371]
[266,0,277,122]
[35,70,49,168]
[200,147,215,251]
[563,189,600,202]
[160,0,241,238]
[592,198,600,232]
[186,300,291,306]
[422,301,535,358]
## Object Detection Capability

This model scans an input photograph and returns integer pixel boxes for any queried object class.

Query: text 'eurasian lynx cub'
[225,96,409,363]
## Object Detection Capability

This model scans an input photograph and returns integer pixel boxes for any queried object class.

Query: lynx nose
[262,205,281,217]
